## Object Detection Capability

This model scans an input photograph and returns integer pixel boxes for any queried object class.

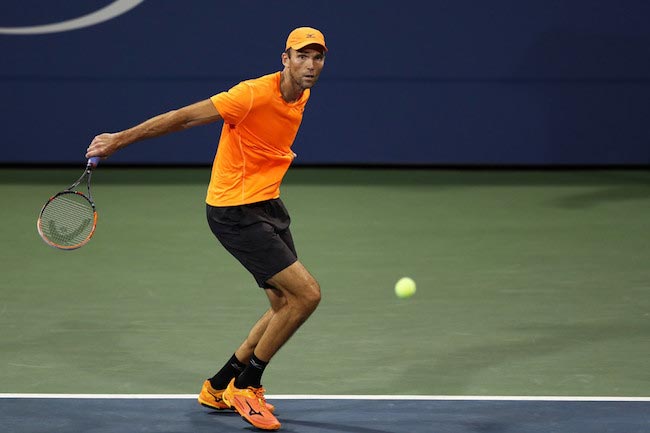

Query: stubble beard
[291,68,317,90]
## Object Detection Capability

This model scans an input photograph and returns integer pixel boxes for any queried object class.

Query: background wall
[1,0,649,166]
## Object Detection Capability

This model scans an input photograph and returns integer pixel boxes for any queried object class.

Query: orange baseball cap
[285,27,327,52]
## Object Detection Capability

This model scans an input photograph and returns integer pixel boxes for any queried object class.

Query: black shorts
[206,198,298,288]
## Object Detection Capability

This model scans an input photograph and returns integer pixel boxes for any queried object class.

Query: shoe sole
[199,402,234,411]
[198,397,233,411]
[240,415,280,431]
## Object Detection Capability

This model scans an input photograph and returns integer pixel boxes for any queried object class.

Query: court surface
[1,167,649,432]
[1,394,649,433]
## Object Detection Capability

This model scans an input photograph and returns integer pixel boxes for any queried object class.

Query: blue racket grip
[87,157,101,167]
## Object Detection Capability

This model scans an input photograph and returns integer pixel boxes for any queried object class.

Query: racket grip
[87,157,101,167]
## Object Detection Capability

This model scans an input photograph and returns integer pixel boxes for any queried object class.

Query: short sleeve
[210,81,253,125]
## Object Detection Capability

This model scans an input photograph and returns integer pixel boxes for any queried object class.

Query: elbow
[168,110,193,131]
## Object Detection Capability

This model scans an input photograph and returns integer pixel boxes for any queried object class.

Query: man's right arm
[85,99,222,159]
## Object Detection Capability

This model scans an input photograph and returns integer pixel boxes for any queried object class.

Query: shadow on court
[1,397,648,433]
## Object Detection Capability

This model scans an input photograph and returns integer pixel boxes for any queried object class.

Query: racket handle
[87,157,101,167]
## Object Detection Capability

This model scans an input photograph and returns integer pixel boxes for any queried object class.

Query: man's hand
[86,132,122,159]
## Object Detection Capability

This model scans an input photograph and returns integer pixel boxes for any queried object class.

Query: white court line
[0,394,649,402]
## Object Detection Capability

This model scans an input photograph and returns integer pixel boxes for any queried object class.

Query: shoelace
[253,387,268,407]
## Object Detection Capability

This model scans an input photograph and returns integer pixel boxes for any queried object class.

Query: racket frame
[37,158,100,250]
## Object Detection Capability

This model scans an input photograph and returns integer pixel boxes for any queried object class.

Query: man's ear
[281,50,291,67]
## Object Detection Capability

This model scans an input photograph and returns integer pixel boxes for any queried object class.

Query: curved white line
[0,0,145,35]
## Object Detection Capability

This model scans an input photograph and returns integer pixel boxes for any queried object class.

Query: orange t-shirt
[206,72,310,206]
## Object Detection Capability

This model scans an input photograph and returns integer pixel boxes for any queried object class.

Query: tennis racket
[37,157,101,250]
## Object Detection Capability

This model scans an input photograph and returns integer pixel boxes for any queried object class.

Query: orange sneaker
[221,378,280,431]
[197,380,230,410]
[198,379,276,413]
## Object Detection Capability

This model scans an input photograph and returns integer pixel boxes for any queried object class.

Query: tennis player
[85,27,327,431]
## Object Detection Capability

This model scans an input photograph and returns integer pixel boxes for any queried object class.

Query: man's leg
[205,306,278,391]
[221,260,320,429]
[199,307,280,413]
[232,260,320,388]
[234,307,276,363]
[255,260,321,361]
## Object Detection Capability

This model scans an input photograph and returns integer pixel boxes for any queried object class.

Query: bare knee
[288,278,321,319]
[302,279,321,313]
[267,261,321,316]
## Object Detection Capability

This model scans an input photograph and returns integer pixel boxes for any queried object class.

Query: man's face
[283,45,326,90]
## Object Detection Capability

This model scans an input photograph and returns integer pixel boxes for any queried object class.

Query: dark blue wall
[2,0,649,165]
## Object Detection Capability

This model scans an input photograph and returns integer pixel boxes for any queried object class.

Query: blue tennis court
[1,395,649,433]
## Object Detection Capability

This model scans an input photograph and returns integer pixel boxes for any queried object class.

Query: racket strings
[39,193,95,247]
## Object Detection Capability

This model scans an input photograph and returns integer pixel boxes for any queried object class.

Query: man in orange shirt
[86,27,327,431]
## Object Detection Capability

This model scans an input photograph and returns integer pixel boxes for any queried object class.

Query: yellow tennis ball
[395,277,416,299]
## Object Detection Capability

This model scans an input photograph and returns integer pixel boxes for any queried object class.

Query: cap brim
[289,41,328,52]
